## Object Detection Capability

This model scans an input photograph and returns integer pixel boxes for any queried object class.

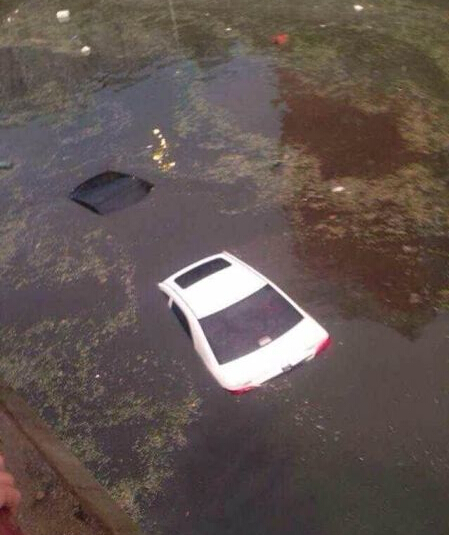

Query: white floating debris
[146,144,153,149]
[319,24,327,28]
[81,45,91,56]
[168,162,176,168]
[225,27,232,32]
[14,9,19,14]
[332,186,346,193]
[153,128,160,135]
[402,244,417,254]
[161,138,167,147]
[95,374,100,379]
[7,16,12,23]
[353,4,364,11]
[56,9,71,22]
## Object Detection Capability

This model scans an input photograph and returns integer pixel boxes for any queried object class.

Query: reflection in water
[150,127,176,171]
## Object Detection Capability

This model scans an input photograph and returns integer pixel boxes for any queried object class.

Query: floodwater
[1,0,449,533]
[279,69,421,179]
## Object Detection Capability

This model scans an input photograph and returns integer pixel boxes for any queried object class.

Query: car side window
[171,302,192,339]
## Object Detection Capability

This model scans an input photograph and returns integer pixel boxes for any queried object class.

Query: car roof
[161,252,266,319]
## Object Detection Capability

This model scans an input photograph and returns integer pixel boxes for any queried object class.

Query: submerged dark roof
[70,171,153,214]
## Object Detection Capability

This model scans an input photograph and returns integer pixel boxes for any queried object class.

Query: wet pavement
[1,0,449,533]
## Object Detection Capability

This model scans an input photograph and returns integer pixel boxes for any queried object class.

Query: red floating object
[271,33,289,45]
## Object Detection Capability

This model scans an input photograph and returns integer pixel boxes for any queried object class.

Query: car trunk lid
[219,317,328,389]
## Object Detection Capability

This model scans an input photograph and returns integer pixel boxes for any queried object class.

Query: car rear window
[175,258,231,289]
[200,284,303,364]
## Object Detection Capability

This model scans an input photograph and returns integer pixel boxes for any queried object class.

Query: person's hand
[0,455,21,515]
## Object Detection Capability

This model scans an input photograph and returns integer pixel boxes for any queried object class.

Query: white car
[158,252,330,394]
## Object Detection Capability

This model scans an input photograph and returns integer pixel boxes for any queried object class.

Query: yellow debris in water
[152,151,163,162]
[153,128,160,135]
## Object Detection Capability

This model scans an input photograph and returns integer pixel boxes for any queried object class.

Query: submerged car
[158,252,330,394]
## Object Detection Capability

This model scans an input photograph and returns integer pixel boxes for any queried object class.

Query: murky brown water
[278,70,421,179]
[1,0,449,533]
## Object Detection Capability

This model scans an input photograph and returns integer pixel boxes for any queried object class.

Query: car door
[159,283,219,374]
[170,300,192,340]
[169,297,220,374]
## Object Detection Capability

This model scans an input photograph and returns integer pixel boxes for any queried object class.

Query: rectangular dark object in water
[70,171,153,215]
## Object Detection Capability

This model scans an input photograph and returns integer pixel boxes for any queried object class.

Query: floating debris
[271,33,289,45]
[353,4,364,11]
[0,161,13,170]
[225,27,232,32]
[153,128,160,135]
[56,10,71,22]
[332,186,346,193]
[6,16,12,23]
[35,490,45,501]
[81,45,91,56]
[69,171,153,215]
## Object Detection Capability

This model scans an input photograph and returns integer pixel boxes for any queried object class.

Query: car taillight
[316,336,331,356]
[227,385,255,395]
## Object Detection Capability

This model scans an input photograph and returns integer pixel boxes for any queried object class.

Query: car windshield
[200,284,303,365]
